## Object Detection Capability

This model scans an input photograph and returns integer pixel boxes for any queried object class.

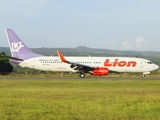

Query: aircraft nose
[154,64,159,70]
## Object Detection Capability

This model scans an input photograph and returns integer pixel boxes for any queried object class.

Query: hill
[31,46,160,57]
[1,46,160,57]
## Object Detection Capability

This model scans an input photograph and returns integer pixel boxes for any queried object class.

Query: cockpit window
[147,62,152,64]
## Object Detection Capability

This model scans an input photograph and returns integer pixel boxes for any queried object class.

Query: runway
[0,77,160,80]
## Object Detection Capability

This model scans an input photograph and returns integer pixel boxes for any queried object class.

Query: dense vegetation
[0,52,13,75]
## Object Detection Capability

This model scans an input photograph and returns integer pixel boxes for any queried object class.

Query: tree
[0,52,13,75]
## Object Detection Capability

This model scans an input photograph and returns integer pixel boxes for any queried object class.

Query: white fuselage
[19,56,159,74]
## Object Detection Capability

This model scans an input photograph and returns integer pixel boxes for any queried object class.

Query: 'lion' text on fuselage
[104,59,137,67]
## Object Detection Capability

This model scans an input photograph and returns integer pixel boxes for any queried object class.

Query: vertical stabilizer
[5,28,42,60]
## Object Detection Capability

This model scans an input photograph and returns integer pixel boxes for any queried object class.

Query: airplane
[4,28,159,78]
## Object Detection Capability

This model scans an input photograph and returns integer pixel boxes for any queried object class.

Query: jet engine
[92,67,108,76]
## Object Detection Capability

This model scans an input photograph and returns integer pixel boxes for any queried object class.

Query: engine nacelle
[92,67,108,76]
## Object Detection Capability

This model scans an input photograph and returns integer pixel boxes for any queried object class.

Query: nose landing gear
[141,74,145,78]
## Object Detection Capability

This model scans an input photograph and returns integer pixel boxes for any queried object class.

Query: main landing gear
[79,73,85,78]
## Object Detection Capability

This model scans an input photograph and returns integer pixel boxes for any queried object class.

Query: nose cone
[154,64,159,70]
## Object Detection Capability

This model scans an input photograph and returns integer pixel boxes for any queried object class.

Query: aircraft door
[140,61,143,69]
[32,60,36,68]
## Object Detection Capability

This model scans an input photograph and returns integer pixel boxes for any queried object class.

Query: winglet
[57,50,68,62]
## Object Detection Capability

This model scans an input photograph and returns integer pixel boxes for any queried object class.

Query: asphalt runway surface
[0,77,160,80]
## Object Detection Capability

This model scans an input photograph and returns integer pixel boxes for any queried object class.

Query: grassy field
[0,78,160,120]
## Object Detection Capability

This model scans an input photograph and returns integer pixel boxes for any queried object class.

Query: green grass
[0,79,160,120]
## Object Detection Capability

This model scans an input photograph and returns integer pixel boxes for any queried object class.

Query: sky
[1,0,160,51]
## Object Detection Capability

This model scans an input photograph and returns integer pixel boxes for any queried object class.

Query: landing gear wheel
[141,74,145,78]
[80,73,85,78]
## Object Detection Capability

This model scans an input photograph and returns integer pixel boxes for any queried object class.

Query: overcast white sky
[1,0,160,51]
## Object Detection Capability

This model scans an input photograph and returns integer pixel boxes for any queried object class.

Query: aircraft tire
[80,73,85,78]
[141,74,145,78]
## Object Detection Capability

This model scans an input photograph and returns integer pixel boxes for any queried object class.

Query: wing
[57,50,94,73]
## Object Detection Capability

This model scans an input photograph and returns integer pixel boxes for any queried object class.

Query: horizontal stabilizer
[1,54,23,61]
